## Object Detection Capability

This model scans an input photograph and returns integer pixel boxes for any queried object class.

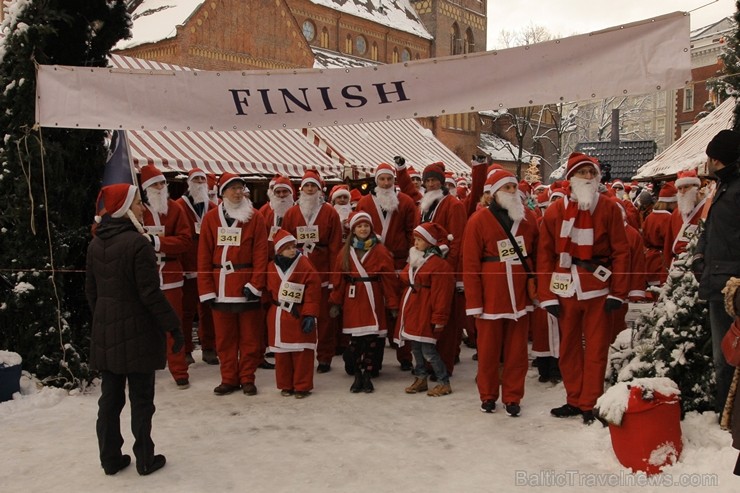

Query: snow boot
[350,373,364,393]
[405,377,428,394]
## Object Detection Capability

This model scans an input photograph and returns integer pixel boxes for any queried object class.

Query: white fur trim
[111,185,138,218]
[675,177,700,188]
[489,176,518,196]
[413,225,437,245]
[349,211,372,230]
[187,170,206,182]
[141,174,165,190]
[331,189,351,200]
[659,196,677,203]
[274,233,297,253]
[218,176,248,196]
[301,177,322,189]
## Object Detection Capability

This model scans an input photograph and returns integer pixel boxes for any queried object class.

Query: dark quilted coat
[86,218,180,374]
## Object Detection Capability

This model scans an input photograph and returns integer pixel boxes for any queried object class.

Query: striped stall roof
[110,55,469,179]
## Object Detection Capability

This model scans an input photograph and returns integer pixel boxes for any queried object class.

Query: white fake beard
[569,177,600,210]
[420,188,444,214]
[677,187,698,216]
[408,246,426,270]
[223,197,254,223]
[188,181,209,204]
[298,192,323,219]
[448,186,457,197]
[146,186,169,215]
[613,189,625,201]
[334,203,352,223]
[375,186,399,212]
[495,190,525,221]
[270,195,294,218]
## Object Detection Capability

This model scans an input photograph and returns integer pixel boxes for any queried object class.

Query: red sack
[721,319,740,367]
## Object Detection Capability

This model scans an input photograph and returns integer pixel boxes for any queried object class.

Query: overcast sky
[486,0,736,48]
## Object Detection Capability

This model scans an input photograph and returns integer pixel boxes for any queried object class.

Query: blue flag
[102,130,134,186]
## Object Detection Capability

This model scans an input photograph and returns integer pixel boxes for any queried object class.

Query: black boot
[350,372,363,393]
[362,370,374,393]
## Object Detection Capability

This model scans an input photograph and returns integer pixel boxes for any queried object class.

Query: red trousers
[559,296,611,411]
[475,316,529,404]
[181,277,215,353]
[607,304,629,344]
[530,306,559,357]
[436,291,463,375]
[275,350,315,392]
[211,308,264,386]
[316,287,336,365]
[163,288,188,381]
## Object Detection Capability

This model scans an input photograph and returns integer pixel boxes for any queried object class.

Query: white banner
[35,12,690,133]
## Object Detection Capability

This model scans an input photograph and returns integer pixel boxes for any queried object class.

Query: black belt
[409,283,430,291]
[156,256,178,263]
[213,263,253,270]
[344,275,379,283]
[481,256,501,262]
[572,257,610,273]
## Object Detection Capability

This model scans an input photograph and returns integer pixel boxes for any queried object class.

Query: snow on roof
[310,0,432,40]
[312,47,380,69]
[114,0,205,51]
[479,133,532,164]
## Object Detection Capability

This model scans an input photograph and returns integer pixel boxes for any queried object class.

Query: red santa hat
[408,166,421,180]
[456,176,469,188]
[329,184,351,203]
[675,169,701,188]
[218,172,248,196]
[456,186,468,200]
[140,164,166,189]
[272,228,297,254]
[550,183,569,201]
[350,188,362,203]
[624,184,633,194]
[94,183,138,223]
[422,162,445,184]
[375,163,396,181]
[187,168,206,182]
[444,171,456,188]
[533,181,545,193]
[272,175,294,194]
[487,170,518,196]
[611,179,625,190]
[413,222,453,252]
[536,189,550,208]
[348,211,373,231]
[658,181,677,202]
[301,168,323,189]
[564,152,600,180]
[518,180,532,196]
[486,163,504,179]
[207,173,218,192]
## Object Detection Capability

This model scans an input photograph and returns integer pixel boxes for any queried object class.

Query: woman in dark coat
[86,183,182,476]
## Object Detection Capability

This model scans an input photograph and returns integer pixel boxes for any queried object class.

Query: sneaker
[317,363,331,374]
[404,377,428,394]
[213,383,240,396]
[294,390,311,399]
[472,352,478,361]
[505,403,521,417]
[175,378,190,390]
[137,454,166,476]
[362,372,374,393]
[103,454,131,476]
[427,383,452,397]
[399,360,413,372]
[242,382,258,396]
[280,389,294,397]
[480,400,496,413]
[350,373,364,393]
[201,349,219,365]
[185,353,195,366]
[258,360,275,370]
[550,403,582,418]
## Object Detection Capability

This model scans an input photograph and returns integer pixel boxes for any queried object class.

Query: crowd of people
[85,129,740,476]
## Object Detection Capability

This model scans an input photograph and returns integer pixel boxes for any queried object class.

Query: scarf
[557,197,594,261]
[351,235,378,251]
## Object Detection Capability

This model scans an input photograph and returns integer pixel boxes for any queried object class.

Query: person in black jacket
[693,129,740,415]
[86,183,183,476]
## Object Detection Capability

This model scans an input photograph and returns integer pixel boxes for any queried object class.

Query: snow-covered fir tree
[524,156,542,184]
[0,1,130,389]
[607,229,715,415]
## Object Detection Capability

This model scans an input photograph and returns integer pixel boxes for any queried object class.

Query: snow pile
[0,350,21,367]
[595,377,680,426]
[648,442,680,468]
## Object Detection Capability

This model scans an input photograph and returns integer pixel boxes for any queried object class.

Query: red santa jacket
[641,209,672,285]
[197,203,268,303]
[462,205,538,319]
[625,223,647,300]
[394,252,455,345]
[355,192,418,270]
[420,193,467,273]
[142,199,191,291]
[175,195,217,278]
[664,198,707,267]
[265,253,321,352]
[536,195,630,306]
[329,242,400,337]
[281,203,342,287]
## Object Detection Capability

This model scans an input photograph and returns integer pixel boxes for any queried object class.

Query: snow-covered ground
[0,343,737,492]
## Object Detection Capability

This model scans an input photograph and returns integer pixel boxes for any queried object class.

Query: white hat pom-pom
[94,215,102,224]
[447,234,454,241]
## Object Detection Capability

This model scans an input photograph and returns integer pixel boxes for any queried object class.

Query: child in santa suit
[265,229,321,398]
[396,223,455,397]
[329,212,400,393]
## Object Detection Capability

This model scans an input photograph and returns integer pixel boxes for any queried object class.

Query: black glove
[389,308,399,319]
[545,305,560,318]
[690,256,705,283]
[169,329,184,354]
[242,285,260,303]
[144,234,156,247]
[329,304,341,319]
[393,155,406,167]
[604,298,622,313]
[301,316,316,334]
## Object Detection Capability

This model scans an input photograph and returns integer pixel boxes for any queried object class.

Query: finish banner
[36,12,690,133]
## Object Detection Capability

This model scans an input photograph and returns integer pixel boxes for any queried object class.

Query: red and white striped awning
[110,55,470,180]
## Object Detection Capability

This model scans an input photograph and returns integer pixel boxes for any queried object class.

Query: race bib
[217,227,242,246]
[678,224,698,242]
[549,272,573,297]
[296,225,319,243]
[145,225,165,237]
[278,281,305,304]
[497,236,527,262]
[268,225,281,242]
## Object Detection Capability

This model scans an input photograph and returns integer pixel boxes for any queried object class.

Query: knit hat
[658,181,677,202]
[301,168,323,189]
[375,163,396,181]
[350,188,362,203]
[94,183,138,223]
[675,169,701,188]
[706,129,740,165]
[218,172,248,196]
[348,211,373,231]
[487,170,518,196]
[329,184,351,203]
[273,228,297,254]
[564,152,600,180]
[422,162,445,184]
[413,222,453,253]
[187,168,206,182]
[408,166,421,180]
[140,164,166,189]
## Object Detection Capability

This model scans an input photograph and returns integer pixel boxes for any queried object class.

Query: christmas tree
[606,228,715,414]
[0,1,130,389]
[523,156,542,184]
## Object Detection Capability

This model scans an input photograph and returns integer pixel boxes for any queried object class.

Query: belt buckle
[303,242,316,254]
[155,253,165,265]
[222,260,234,273]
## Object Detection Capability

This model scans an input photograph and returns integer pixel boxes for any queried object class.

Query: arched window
[450,23,462,55]
[371,42,379,61]
[465,28,475,54]
[392,47,399,64]
[320,27,329,48]
[345,34,352,54]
